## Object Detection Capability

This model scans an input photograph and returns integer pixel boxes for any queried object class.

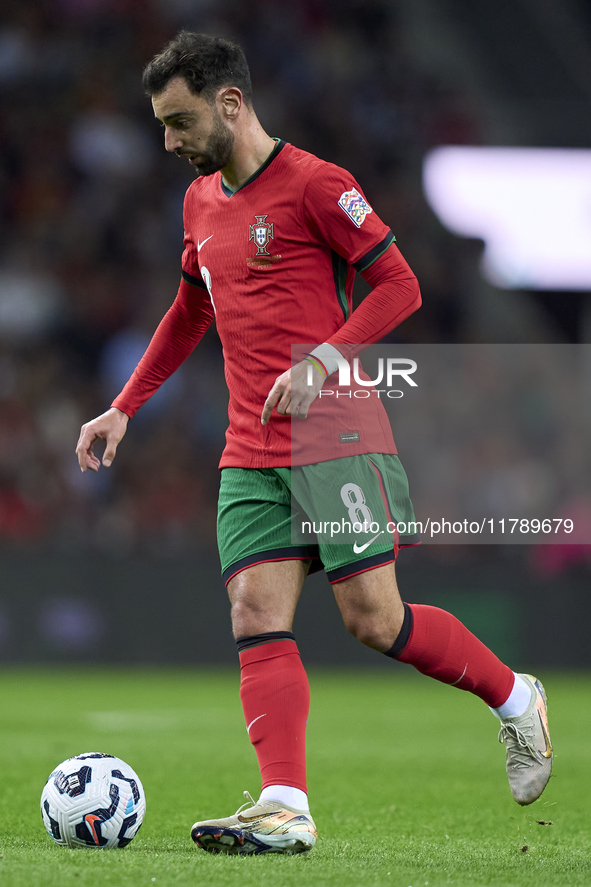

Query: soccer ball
[40,752,146,848]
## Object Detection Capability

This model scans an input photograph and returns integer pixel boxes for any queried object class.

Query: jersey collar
[220,139,285,198]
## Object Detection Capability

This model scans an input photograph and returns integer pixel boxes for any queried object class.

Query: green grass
[0,669,589,887]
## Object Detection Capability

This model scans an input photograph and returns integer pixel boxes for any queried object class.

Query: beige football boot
[499,674,553,805]
[191,791,318,855]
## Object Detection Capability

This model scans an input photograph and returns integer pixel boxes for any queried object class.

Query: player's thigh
[332,562,404,651]
[228,559,310,637]
[293,453,418,582]
[218,467,315,636]
[218,466,318,585]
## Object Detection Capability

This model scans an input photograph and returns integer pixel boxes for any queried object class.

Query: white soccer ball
[40,752,146,848]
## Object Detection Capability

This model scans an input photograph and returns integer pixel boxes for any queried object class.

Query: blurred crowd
[0,0,586,570]
[380,345,591,559]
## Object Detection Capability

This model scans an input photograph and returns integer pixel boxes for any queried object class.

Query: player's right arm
[76,276,214,471]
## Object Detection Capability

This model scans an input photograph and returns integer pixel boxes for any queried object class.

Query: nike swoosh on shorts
[352,531,383,554]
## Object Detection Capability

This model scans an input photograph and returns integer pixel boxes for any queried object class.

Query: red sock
[239,639,309,793]
[396,604,514,708]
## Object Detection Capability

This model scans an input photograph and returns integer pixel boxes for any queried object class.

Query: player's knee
[230,594,290,637]
[230,595,263,636]
[341,604,404,652]
[341,611,390,652]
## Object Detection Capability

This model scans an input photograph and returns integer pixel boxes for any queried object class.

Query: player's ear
[218,86,242,120]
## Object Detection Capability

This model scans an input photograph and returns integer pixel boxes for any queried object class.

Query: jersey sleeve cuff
[310,343,344,375]
[111,399,135,419]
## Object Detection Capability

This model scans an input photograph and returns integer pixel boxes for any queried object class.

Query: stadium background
[0,0,590,668]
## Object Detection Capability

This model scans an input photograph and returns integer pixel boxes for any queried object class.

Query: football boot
[191,791,317,855]
[499,674,552,805]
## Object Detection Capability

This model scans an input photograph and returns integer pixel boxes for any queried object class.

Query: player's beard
[192,108,234,177]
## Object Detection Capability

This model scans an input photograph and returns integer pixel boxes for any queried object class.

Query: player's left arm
[328,241,421,352]
[261,246,420,424]
[262,168,421,423]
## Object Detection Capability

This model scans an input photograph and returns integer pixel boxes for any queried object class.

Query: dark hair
[142,31,253,106]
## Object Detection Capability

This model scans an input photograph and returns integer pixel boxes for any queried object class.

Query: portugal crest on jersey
[338,188,373,227]
[249,215,274,256]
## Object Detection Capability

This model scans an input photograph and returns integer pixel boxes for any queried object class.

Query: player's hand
[261,359,326,425]
[76,407,130,473]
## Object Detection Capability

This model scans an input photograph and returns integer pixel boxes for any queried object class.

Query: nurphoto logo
[306,356,418,399]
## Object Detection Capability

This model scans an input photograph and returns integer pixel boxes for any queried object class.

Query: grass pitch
[0,668,588,887]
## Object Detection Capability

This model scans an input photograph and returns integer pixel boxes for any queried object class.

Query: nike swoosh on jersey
[197,235,213,252]
[352,531,383,554]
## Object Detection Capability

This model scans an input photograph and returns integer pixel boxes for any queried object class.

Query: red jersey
[113,140,421,467]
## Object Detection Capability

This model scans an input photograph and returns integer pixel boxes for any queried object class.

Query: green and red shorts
[217,453,419,585]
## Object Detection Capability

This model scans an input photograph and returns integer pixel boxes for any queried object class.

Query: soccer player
[76,32,552,856]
